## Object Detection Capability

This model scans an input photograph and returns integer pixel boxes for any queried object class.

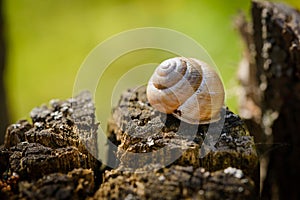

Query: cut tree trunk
[7,0,300,199]
[0,88,259,199]
[237,1,300,199]
[99,86,259,199]
[0,91,102,199]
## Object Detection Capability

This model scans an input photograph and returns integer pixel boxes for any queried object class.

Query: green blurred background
[3,0,300,130]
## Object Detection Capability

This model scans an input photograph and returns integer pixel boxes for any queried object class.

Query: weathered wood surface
[109,86,258,176]
[4,1,293,199]
[17,168,95,199]
[0,91,101,199]
[0,88,259,199]
[95,165,255,200]
[237,0,300,199]
[103,86,258,199]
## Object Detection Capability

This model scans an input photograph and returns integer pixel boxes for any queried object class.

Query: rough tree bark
[97,86,259,199]
[237,1,300,199]
[0,0,9,144]
[0,91,101,199]
[8,0,300,199]
[0,88,259,199]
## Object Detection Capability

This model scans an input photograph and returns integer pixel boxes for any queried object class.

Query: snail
[146,57,225,124]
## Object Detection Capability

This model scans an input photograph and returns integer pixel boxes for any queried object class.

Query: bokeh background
[2,0,300,136]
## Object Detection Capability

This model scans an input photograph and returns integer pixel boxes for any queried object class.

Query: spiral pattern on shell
[146,57,225,124]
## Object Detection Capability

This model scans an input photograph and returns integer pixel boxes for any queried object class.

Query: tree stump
[97,86,259,199]
[0,88,259,199]
[95,165,255,200]
[237,0,300,199]
[6,1,298,199]
[0,91,101,199]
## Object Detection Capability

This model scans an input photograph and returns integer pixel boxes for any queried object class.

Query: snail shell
[146,57,225,124]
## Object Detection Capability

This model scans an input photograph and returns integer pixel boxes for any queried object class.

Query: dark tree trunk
[0,89,259,199]
[98,86,258,199]
[0,91,102,199]
[0,0,9,144]
[237,1,300,199]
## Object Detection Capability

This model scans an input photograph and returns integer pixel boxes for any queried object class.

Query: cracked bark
[0,91,101,199]
[237,1,300,199]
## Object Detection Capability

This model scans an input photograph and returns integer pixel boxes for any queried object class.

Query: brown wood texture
[7,1,297,198]
[95,165,255,200]
[0,88,259,199]
[0,91,101,199]
[101,86,258,199]
[237,1,300,199]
